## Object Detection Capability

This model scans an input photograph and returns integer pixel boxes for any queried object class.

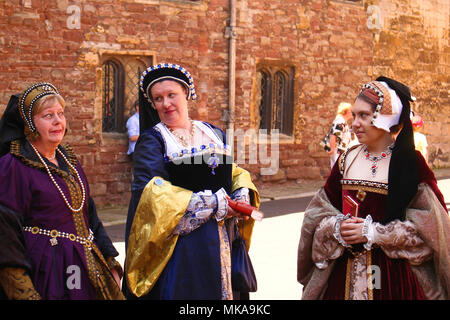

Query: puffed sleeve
[302,156,346,270]
[371,219,433,265]
[297,187,342,299]
[0,155,38,299]
[125,176,193,298]
[124,129,193,298]
[131,129,169,191]
[311,215,345,269]
[0,154,32,271]
[125,129,170,246]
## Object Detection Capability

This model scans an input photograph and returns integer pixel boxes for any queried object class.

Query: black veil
[376,76,418,223]
[0,94,24,157]
[138,90,160,135]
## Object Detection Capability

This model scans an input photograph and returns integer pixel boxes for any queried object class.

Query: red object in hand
[342,194,359,217]
[226,196,264,221]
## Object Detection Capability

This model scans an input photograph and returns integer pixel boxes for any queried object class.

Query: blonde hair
[337,102,352,115]
[32,94,66,116]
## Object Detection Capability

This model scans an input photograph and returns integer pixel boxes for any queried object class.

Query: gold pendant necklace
[165,120,196,147]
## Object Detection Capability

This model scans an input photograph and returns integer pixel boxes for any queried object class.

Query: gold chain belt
[24,226,94,250]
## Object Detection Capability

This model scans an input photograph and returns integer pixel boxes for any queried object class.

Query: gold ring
[31,227,39,234]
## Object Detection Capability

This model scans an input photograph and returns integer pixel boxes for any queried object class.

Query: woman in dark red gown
[297,77,449,300]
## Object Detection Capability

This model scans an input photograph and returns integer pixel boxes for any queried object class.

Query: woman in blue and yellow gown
[123,63,260,300]
[297,77,449,300]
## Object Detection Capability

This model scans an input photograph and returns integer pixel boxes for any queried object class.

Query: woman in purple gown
[0,83,124,300]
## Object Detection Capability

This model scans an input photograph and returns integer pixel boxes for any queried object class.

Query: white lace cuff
[214,188,228,221]
[362,215,375,250]
[333,213,352,248]
[312,216,345,269]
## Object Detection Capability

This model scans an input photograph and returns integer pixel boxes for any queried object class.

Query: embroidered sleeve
[0,267,41,300]
[373,219,433,265]
[312,216,345,269]
[172,188,229,236]
[214,188,229,221]
[231,187,250,204]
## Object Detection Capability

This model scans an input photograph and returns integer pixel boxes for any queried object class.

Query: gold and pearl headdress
[19,82,59,133]
[139,63,197,105]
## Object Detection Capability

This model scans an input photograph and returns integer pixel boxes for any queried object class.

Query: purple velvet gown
[0,139,121,299]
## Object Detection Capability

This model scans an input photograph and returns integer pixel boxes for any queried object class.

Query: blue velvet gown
[124,121,236,299]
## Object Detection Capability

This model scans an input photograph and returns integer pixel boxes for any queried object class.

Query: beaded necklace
[29,142,86,213]
[363,143,394,177]
[165,120,196,147]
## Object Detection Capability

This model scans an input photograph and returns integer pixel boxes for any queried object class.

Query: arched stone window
[258,66,294,135]
[102,59,124,133]
[101,57,148,133]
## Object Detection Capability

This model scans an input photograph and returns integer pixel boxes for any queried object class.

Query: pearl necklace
[363,143,394,177]
[165,120,196,147]
[29,142,86,213]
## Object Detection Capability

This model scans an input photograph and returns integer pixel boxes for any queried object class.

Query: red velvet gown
[321,151,446,300]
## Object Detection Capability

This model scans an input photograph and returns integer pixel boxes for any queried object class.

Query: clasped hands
[339,216,367,245]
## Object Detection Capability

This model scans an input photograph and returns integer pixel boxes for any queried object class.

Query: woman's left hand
[340,217,367,244]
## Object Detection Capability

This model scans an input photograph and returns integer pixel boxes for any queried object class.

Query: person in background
[126,104,139,160]
[411,114,428,164]
[325,102,357,168]
[0,83,124,300]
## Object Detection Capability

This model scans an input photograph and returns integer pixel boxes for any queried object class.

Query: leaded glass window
[258,66,294,135]
[101,57,148,133]
[102,60,123,133]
